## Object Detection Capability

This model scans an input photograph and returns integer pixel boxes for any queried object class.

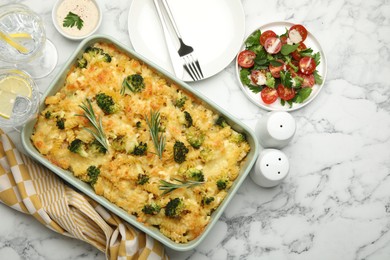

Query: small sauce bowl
[52,0,102,41]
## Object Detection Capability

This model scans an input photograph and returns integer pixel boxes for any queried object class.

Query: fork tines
[183,54,203,81]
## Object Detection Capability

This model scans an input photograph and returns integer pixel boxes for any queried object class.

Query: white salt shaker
[250,149,289,188]
[255,111,296,149]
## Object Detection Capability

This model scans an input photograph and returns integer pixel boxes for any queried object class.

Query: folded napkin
[0,129,168,260]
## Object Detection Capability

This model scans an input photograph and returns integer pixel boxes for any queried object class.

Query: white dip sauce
[56,0,99,37]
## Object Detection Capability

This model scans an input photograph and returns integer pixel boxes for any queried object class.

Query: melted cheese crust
[31,42,250,243]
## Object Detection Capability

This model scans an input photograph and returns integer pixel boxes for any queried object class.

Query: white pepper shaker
[250,149,289,188]
[255,111,296,149]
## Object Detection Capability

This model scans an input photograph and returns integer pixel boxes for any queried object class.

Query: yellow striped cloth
[0,129,168,260]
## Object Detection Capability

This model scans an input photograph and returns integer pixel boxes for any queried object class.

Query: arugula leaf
[245,30,261,48]
[248,44,263,55]
[248,84,263,94]
[281,44,299,56]
[240,69,251,86]
[293,88,312,103]
[269,60,283,67]
[280,27,289,38]
[254,49,268,66]
[312,52,321,65]
[300,48,314,56]
[63,12,84,30]
[280,71,293,89]
[313,70,323,85]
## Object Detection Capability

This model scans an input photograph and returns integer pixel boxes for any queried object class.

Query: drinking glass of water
[0,3,58,79]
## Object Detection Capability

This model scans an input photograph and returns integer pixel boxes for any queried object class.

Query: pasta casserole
[31,42,251,243]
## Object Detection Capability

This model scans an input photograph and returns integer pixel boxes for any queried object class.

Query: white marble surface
[1,0,390,259]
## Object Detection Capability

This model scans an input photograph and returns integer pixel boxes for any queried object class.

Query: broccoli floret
[175,93,187,108]
[202,197,215,205]
[183,111,193,128]
[85,46,103,56]
[133,142,147,156]
[68,139,88,157]
[137,173,149,185]
[87,165,100,186]
[173,141,189,164]
[85,47,111,63]
[96,93,117,115]
[56,118,65,130]
[90,139,108,154]
[77,57,88,68]
[186,168,204,182]
[142,203,161,215]
[199,148,214,162]
[102,53,112,63]
[122,74,145,93]
[230,132,247,143]
[165,198,184,218]
[215,116,229,128]
[216,179,228,190]
[186,128,204,149]
[44,111,51,119]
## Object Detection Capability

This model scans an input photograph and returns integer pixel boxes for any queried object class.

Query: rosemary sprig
[146,110,166,159]
[76,99,109,152]
[159,179,204,195]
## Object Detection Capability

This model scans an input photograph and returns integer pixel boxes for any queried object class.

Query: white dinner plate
[235,21,328,111]
[128,0,245,82]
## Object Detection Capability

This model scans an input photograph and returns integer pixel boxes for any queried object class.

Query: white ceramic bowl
[52,0,102,41]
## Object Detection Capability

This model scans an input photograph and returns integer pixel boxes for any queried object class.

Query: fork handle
[161,0,182,40]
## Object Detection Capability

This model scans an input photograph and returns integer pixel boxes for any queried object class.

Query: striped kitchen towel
[0,129,168,260]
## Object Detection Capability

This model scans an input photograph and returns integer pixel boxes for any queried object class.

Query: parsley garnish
[63,12,84,30]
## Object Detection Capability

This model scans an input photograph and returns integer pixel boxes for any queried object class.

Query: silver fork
[161,0,204,81]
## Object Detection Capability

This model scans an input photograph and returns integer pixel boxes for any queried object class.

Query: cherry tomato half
[291,42,307,61]
[299,56,316,75]
[261,87,278,104]
[251,70,267,85]
[299,72,315,87]
[269,59,285,78]
[289,24,308,43]
[237,50,256,68]
[264,37,282,54]
[277,84,296,101]
[260,30,277,46]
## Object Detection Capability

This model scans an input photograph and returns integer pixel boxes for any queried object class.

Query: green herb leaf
[314,70,323,85]
[159,179,204,195]
[76,99,109,152]
[146,110,166,159]
[281,44,299,56]
[63,12,84,30]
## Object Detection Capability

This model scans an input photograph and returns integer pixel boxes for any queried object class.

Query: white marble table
[1,0,390,259]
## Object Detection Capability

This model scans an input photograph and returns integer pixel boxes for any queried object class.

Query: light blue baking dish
[21,35,259,251]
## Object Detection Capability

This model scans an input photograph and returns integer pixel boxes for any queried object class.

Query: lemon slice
[8,32,32,39]
[0,31,29,54]
[0,76,32,119]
